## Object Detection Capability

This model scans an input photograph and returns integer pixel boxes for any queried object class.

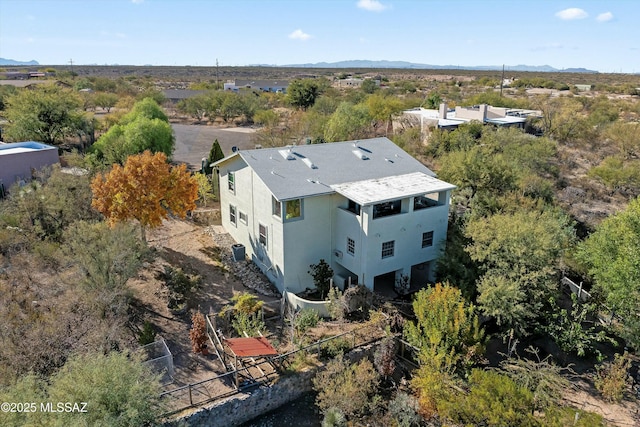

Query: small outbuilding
[0,141,59,193]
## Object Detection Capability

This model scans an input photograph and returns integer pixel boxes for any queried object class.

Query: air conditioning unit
[334,249,343,259]
[333,274,348,289]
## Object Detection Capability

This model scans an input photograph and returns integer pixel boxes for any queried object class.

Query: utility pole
[500,64,505,97]
[216,58,219,89]
[69,58,75,77]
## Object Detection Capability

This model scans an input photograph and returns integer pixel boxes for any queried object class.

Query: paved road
[172,124,257,170]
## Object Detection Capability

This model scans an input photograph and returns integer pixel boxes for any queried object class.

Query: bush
[388,392,421,427]
[327,286,346,321]
[320,337,352,359]
[138,321,156,345]
[313,355,379,419]
[159,266,200,310]
[594,352,631,402]
[322,407,347,427]
[189,311,208,353]
[295,308,320,334]
[232,311,265,337]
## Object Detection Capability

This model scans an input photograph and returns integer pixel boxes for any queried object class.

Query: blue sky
[1,0,638,73]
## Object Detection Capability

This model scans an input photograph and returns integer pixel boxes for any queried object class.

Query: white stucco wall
[218,156,453,295]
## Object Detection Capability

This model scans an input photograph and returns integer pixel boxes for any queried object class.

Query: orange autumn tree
[91,151,198,241]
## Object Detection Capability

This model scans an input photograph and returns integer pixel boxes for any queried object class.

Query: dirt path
[129,219,279,397]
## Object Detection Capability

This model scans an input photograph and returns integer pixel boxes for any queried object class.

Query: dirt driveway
[172,124,257,170]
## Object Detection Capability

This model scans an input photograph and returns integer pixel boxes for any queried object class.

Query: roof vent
[352,150,369,160]
[278,149,295,160]
[302,158,317,169]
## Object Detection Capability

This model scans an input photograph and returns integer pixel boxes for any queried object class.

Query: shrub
[138,321,156,345]
[322,407,346,427]
[189,311,208,353]
[313,354,379,419]
[327,286,346,321]
[159,266,200,310]
[308,259,334,299]
[594,352,631,402]
[232,311,265,337]
[320,337,352,359]
[374,336,397,378]
[388,392,422,427]
[295,308,320,334]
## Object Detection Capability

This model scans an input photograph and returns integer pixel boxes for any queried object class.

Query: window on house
[414,192,442,210]
[229,205,237,226]
[373,200,401,219]
[347,199,361,215]
[272,196,281,218]
[381,240,395,258]
[259,223,268,247]
[228,171,235,192]
[285,199,301,219]
[239,211,248,225]
[422,231,434,248]
[347,237,355,255]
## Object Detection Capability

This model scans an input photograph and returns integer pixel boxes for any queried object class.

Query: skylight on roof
[302,158,317,169]
[352,150,369,160]
[278,149,295,160]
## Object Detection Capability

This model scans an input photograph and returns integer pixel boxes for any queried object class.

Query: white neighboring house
[213,137,455,295]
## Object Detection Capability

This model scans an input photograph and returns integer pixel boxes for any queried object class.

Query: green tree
[605,121,640,159]
[287,78,321,110]
[365,94,403,136]
[94,92,119,113]
[576,197,640,349]
[588,156,640,193]
[360,78,379,94]
[0,165,99,244]
[308,259,334,299]
[63,221,146,292]
[404,283,484,373]
[177,94,209,122]
[313,355,379,420]
[121,97,168,124]
[324,102,371,142]
[437,145,517,203]
[205,138,225,174]
[92,97,174,164]
[3,85,88,145]
[438,369,538,427]
[466,209,574,336]
[499,347,572,412]
[47,351,162,426]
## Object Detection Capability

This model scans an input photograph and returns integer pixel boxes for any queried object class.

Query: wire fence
[140,337,174,385]
[159,321,385,416]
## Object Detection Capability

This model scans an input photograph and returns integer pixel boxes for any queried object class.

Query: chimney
[480,104,488,121]
[439,103,447,119]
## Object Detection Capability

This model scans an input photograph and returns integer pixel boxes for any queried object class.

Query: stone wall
[166,342,378,427]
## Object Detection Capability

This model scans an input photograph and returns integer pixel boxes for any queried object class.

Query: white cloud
[288,29,311,41]
[357,0,388,12]
[596,12,613,22]
[555,8,588,20]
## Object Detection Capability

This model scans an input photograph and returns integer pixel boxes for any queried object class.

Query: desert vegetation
[0,65,639,426]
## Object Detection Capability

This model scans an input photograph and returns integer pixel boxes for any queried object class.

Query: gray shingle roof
[215,138,440,201]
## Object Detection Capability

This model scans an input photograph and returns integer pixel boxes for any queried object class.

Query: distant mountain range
[281,60,599,73]
[0,58,40,66]
[1,57,600,73]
